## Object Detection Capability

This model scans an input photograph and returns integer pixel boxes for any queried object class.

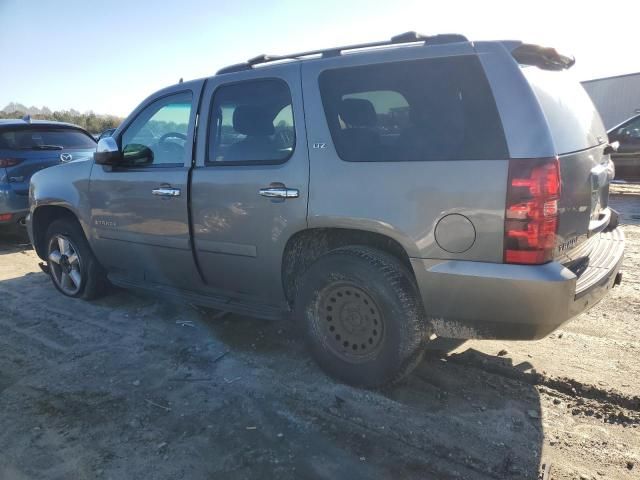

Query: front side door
[89,85,203,288]
[191,66,309,305]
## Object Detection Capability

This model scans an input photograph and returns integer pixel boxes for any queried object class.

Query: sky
[1,0,639,117]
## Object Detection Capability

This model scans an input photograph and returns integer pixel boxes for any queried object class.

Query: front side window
[617,116,640,141]
[207,79,295,164]
[319,56,508,162]
[121,92,193,166]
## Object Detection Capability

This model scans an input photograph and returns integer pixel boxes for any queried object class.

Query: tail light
[504,157,561,264]
[0,158,24,167]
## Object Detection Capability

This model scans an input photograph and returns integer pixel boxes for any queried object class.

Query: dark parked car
[607,113,640,178]
[27,33,624,387]
[0,118,96,228]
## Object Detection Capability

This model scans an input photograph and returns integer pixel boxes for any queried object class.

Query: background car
[0,117,96,229]
[96,127,116,142]
[607,113,640,179]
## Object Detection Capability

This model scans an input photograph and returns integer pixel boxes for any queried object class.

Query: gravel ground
[0,190,638,480]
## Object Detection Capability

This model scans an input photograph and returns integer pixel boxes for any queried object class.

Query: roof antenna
[179,77,183,84]
[22,114,31,123]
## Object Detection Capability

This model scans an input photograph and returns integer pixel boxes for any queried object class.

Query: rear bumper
[411,227,625,340]
[0,184,28,225]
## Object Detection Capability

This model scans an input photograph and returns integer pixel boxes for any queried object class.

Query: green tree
[1,103,123,134]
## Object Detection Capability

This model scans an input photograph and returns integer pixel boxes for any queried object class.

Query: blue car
[0,118,96,228]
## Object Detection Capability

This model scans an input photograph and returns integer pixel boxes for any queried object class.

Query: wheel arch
[281,227,416,307]
[31,205,86,260]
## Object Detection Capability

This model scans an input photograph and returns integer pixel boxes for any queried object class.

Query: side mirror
[94,137,122,165]
[122,143,154,166]
[603,141,619,155]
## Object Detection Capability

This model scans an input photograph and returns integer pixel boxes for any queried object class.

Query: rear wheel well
[282,228,414,307]
[32,206,82,259]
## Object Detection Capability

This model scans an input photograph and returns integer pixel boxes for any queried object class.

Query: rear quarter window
[522,67,607,154]
[0,128,96,150]
[318,55,508,162]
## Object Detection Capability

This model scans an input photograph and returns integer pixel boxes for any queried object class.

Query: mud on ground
[0,190,638,480]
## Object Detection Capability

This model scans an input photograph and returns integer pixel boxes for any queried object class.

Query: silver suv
[27,32,625,387]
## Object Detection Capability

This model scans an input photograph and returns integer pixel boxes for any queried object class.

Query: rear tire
[45,218,107,300]
[295,246,430,388]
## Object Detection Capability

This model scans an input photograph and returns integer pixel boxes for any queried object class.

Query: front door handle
[259,186,299,199]
[152,187,181,197]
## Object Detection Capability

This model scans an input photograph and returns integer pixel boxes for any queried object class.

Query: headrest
[233,105,275,136]
[339,98,377,127]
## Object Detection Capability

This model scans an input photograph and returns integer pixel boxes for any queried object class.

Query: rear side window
[522,67,607,154]
[0,128,96,150]
[319,55,508,162]
[207,79,295,165]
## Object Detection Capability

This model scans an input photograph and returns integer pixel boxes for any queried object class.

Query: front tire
[45,218,107,300]
[295,246,431,388]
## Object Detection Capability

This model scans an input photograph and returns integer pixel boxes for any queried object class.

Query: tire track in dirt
[231,373,511,479]
[0,314,70,354]
[314,407,498,479]
[206,335,542,479]
[0,287,146,340]
[446,350,640,424]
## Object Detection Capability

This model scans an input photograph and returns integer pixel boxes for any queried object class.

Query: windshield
[0,128,97,150]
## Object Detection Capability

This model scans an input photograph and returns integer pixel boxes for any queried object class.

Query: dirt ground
[0,188,638,480]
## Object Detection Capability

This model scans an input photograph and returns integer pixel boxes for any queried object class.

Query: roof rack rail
[216,31,468,74]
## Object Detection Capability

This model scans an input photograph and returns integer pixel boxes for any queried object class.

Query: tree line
[1,103,122,134]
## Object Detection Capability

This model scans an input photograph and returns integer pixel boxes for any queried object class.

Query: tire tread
[297,245,430,388]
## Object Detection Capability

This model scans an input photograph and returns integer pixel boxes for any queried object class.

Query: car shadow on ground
[0,265,544,479]
[204,312,545,479]
[0,227,32,256]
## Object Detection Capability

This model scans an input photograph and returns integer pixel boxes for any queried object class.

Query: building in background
[582,72,640,129]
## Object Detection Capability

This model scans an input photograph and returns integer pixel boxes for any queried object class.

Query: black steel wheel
[296,246,430,388]
[316,282,385,362]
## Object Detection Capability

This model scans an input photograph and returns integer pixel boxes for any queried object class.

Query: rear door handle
[152,187,181,197]
[259,187,299,199]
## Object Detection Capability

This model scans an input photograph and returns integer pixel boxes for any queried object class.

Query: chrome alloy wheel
[48,234,83,295]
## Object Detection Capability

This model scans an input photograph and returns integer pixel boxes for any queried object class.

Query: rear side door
[191,65,308,305]
[88,83,203,288]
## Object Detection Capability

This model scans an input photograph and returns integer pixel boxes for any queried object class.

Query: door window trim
[116,89,195,169]
[204,77,296,167]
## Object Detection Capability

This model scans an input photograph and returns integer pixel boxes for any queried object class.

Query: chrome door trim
[258,187,299,199]
[152,187,181,197]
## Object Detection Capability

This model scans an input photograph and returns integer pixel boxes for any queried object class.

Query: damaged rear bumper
[411,227,625,340]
